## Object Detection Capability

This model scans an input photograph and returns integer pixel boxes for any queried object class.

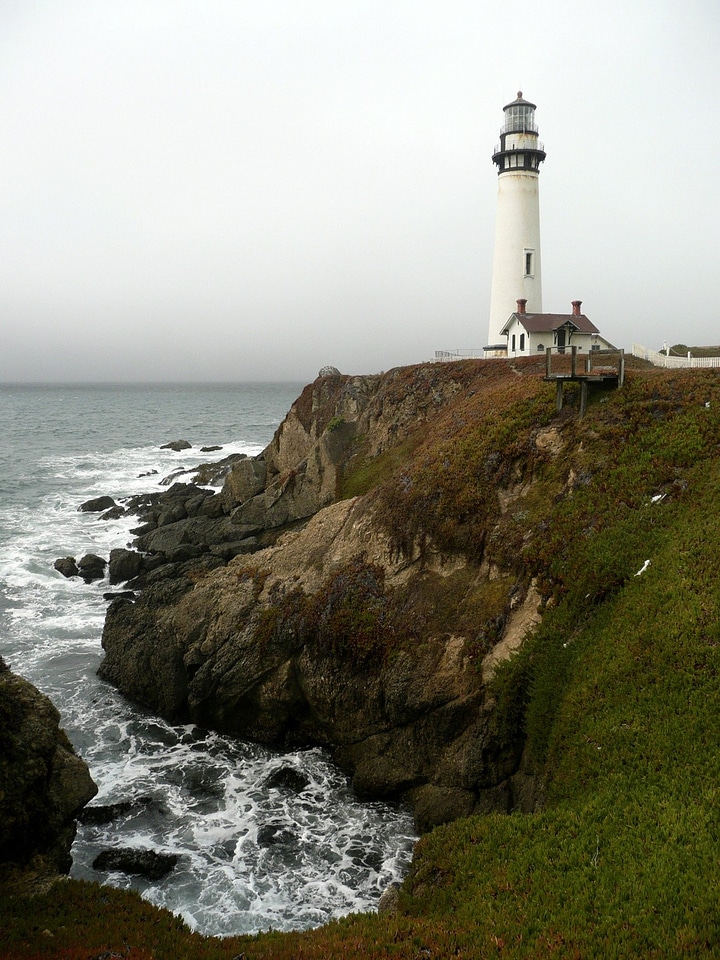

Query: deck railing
[544,347,625,384]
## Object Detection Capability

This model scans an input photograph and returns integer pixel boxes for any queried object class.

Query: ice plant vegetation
[5,359,720,957]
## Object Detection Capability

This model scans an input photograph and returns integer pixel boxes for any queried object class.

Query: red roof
[500,312,600,336]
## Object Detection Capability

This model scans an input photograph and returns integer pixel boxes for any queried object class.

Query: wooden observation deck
[544,346,625,416]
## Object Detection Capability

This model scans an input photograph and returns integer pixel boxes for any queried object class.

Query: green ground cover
[4,364,720,958]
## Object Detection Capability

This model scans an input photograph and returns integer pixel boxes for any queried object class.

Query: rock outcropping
[99,363,553,830]
[0,658,97,874]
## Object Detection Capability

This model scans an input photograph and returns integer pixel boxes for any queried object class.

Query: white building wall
[487,172,542,347]
[503,322,598,358]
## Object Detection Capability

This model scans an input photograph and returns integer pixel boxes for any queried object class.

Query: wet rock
[257,824,297,848]
[263,766,310,793]
[200,445,222,453]
[93,847,178,880]
[101,506,127,520]
[78,496,117,513]
[77,801,132,824]
[160,440,192,451]
[0,657,97,873]
[77,554,107,582]
[54,556,79,578]
[108,548,145,585]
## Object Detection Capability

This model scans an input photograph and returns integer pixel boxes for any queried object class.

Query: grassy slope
[4,363,720,958]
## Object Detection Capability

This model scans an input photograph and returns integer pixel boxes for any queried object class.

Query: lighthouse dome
[502,92,538,134]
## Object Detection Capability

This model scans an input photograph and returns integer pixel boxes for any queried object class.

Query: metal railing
[434,349,485,361]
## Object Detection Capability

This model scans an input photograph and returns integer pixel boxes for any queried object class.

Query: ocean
[0,382,415,936]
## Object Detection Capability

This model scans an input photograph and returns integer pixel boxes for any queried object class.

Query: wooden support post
[618,349,625,387]
[571,345,577,377]
[546,347,552,378]
[556,380,564,412]
[587,349,593,374]
[580,380,588,417]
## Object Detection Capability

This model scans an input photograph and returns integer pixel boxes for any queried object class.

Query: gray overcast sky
[1,0,718,382]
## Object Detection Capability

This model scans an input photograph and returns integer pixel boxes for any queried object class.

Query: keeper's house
[500,298,615,357]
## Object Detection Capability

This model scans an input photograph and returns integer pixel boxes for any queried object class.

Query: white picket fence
[632,344,720,369]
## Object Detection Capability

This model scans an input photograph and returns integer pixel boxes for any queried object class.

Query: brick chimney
[516,298,527,314]
[571,300,582,316]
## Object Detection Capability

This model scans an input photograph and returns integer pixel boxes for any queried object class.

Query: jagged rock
[100,499,523,829]
[97,367,539,831]
[54,556,79,578]
[378,884,401,915]
[77,554,107,582]
[200,445,223,453]
[93,847,178,880]
[0,657,97,873]
[108,548,145,585]
[221,457,267,509]
[208,539,259,561]
[318,365,341,377]
[256,824,297,848]
[263,766,310,793]
[79,496,117,513]
[101,506,127,520]
[77,801,132,824]
[134,516,242,562]
[160,440,192,451]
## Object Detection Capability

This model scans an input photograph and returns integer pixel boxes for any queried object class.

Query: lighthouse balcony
[493,140,545,156]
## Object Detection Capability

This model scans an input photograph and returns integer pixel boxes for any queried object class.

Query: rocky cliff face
[99,362,556,830]
[0,658,97,874]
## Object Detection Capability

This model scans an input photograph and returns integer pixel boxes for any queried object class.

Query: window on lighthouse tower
[524,250,534,277]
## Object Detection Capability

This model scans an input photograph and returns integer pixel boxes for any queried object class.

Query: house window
[537,343,545,352]
[511,334,516,352]
[520,333,525,351]
[524,250,534,277]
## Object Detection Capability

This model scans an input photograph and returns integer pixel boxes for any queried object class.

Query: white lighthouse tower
[486,92,546,352]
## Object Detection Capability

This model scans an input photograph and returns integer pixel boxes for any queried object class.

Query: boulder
[160,440,192,451]
[93,848,178,880]
[108,548,145,585]
[78,496,117,513]
[77,801,133,824]
[101,505,127,520]
[54,556,79,578]
[257,824,297,848]
[0,658,97,873]
[220,457,267,509]
[263,766,310,793]
[77,554,107,582]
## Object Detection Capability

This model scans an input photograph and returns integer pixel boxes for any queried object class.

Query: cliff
[7,358,720,956]
[0,657,97,878]
[99,360,554,829]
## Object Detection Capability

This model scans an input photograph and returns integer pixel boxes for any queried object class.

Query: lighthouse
[486,92,546,352]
